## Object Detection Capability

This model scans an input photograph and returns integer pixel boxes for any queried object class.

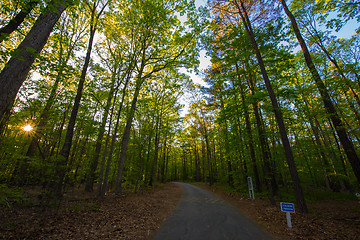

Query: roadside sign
[247,177,255,200]
[280,202,295,213]
[280,202,295,228]
[247,177,253,190]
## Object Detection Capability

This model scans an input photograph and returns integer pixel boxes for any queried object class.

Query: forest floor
[1,182,360,240]
[0,183,183,239]
[197,183,360,240]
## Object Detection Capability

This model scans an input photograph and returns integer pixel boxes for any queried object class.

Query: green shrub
[0,184,29,207]
[86,202,100,211]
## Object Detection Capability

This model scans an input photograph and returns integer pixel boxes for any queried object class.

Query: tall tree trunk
[114,78,143,195]
[26,19,81,158]
[0,0,38,42]
[70,134,89,186]
[99,67,132,198]
[301,96,337,190]
[194,146,200,182]
[219,97,234,188]
[150,109,162,187]
[201,142,206,182]
[224,122,234,188]
[307,28,360,109]
[0,102,13,146]
[96,110,113,198]
[233,0,308,212]
[51,16,96,198]
[0,0,68,121]
[85,74,116,192]
[235,77,262,192]
[280,0,360,185]
[203,126,213,186]
[245,60,279,198]
[160,135,168,183]
[182,152,187,181]
[164,146,170,182]
[50,103,70,158]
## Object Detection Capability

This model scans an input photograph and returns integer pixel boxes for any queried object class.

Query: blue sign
[280,202,295,213]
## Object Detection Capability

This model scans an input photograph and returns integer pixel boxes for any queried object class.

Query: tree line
[180,0,359,213]
[0,0,204,201]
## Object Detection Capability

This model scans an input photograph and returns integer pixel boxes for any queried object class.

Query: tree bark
[233,0,308,212]
[96,113,113,198]
[235,75,262,192]
[0,0,38,42]
[150,108,162,187]
[85,74,116,192]
[280,0,360,185]
[98,68,132,198]
[51,16,96,197]
[219,97,234,188]
[0,0,68,122]
[114,78,143,195]
[246,71,277,204]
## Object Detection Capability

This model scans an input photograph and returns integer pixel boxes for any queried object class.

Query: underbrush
[193,182,358,204]
[0,184,30,207]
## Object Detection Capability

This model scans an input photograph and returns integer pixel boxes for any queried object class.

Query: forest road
[151,182,275,240]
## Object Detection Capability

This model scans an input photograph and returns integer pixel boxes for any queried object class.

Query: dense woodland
[0,0,359,214]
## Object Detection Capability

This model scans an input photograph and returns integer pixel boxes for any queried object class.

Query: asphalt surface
[151,182,275,240]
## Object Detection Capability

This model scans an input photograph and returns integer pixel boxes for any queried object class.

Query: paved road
[152,182,274,240]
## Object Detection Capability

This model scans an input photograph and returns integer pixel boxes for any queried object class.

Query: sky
[182,0,211,87]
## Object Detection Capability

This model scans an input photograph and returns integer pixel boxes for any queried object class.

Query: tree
[315,0,360,32]
[0,0,39,43]
[16,11,87,185]
[113,0,200,195]
[280,0,360,186]
[50,0,108,197]
[211,0,308,212]
[0,0,70,122]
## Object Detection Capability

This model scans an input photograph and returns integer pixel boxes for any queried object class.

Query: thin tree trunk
[114,78,143,195]
[246,71,277,204]
[97,76,121,198]
[51,14,96,197]
[194,145,200,181]
[219,96,234,188]
[85,74,116,192]
[96,113,113,198]
[164,146,170,182]
[150,112,162,187]
[233,0,308,212]
[235,76,262,192]
[0,0,68,121]
[101,69,132,197]
[26,18,83,158]
[0,0,38,42]
[307,27,360,109]
[27,62,66,158]
[280,0,360,185]
[204,126,213,186]
[160,136,168,183]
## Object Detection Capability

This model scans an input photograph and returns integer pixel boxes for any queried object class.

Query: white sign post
[247,177,255,200]
[280,202,295,228]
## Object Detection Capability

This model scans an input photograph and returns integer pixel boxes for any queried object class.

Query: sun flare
[22,124,33,132]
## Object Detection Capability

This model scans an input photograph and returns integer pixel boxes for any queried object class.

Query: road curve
[151,182,274,240]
